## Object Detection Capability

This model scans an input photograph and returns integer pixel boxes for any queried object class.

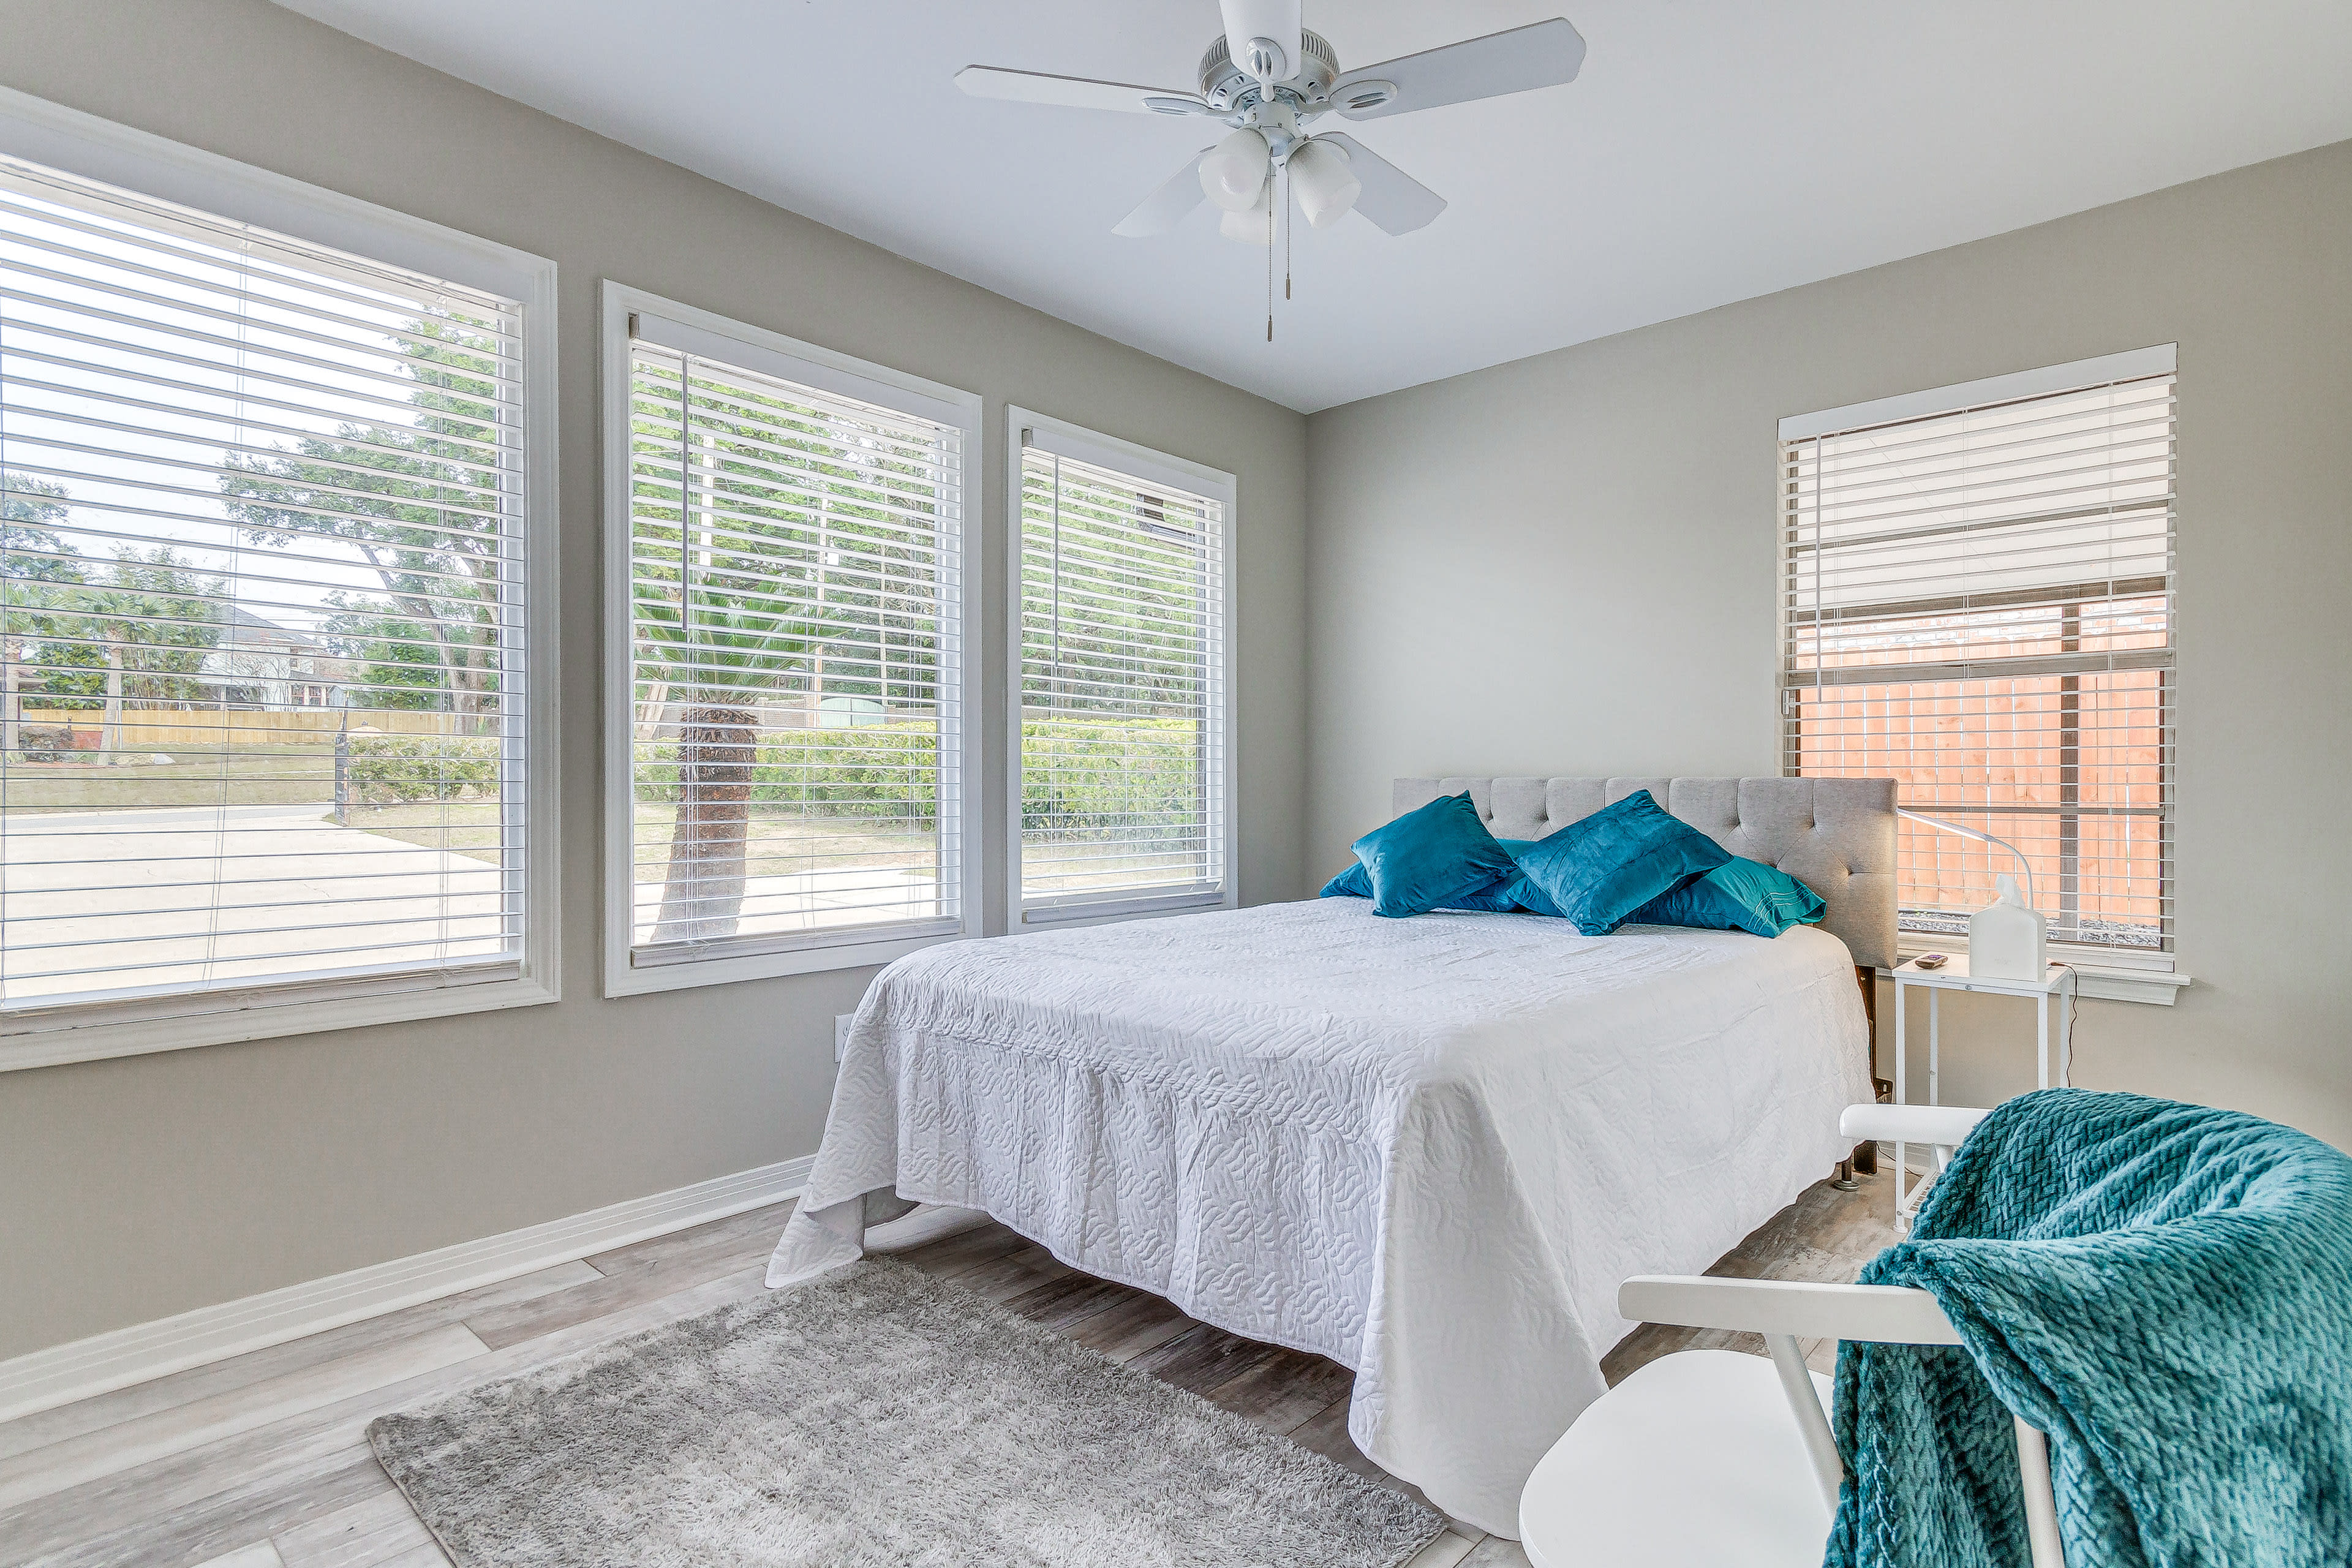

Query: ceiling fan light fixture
[1199,127,1271,213]
[1218,183,1275,244]
[1289,137,1361,229]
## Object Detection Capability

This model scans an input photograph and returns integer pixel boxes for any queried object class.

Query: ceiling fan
[956,2,1586,244]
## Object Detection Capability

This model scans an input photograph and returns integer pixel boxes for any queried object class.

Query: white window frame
[600,282,982,995]
[0,88,560,1073]
[1005,408,1238,932]
[1780,345,2190,1006]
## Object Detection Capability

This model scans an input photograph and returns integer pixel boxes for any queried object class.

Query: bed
[767,776,1895,1536]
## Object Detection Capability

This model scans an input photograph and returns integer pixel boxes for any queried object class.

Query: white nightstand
[1888,954,2076,1212]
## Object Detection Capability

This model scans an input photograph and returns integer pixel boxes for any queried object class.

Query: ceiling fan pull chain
[1266,189,1274,341]
[1284,164,1292,301]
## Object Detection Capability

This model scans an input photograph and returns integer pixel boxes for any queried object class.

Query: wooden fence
[15,707,469,747]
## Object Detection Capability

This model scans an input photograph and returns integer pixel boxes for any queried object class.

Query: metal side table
[1888,955,2076,1224]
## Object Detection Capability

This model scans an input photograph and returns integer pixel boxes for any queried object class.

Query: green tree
[2,475,80,753]
[320,602,455,710]
[219,313,510,726]
[32,548,228,750]
[96,548,228,703]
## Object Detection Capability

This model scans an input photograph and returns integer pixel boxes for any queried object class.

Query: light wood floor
[0,1165,1900,1568]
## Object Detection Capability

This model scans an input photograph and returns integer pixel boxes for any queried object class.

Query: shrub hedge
[629,717,1201,829]
[347,733,502,802]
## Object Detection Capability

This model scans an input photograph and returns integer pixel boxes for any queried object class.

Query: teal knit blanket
[1825,1088,2352,1568]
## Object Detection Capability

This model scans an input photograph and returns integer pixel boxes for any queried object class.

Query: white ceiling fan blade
[1314,134,1446,235]
[1114,150,1215,238]
[956,65,1205,116]
[1218,0,1303,83]
[1329,18,1586,121]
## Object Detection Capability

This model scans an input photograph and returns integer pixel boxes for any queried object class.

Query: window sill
[0,970,558,1074]
[1890,936,2190,1006]
[1019,888,1232,930]
[604,923,968,998]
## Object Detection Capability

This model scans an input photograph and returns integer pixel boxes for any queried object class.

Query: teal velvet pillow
[1323,837,1536,911]
[1438,874,1525,913]
[1485,840,1569,918]
[1319,862,1373,899]
[1511,790,1732,935]
[1627,856,1826,937]
[1501,871,1565,919]
[1348,794,1519,918]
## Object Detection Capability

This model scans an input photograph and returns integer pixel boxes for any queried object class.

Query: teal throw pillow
[1324,837,1537,912]
[1512,790,1732,934]
[1348,793,1518,918]
[1627,856,1826,937]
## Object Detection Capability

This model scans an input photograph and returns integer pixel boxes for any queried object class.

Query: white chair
[1841,1100,1991,1232]
[1519,1104,2064,1568]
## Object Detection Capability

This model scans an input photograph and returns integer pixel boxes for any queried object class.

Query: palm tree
[636,439,818,943]
[83,548,225,755]
[630,356,949,944]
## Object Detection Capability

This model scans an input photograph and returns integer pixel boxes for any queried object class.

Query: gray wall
[1306,140,2352,1148]
[0,0,1308,1359]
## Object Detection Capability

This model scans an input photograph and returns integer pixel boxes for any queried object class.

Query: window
[0,99,556,1069]
[603,287,979,993]
[1781,347,2176,972]
[1012,412,1234,925]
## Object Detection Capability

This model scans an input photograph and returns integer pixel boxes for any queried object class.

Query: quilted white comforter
[767,898,1871,1535]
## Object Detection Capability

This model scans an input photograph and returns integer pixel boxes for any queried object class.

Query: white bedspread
[768,899,1871,1536]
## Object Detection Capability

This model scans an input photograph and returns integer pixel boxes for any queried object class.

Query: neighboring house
[198,606,347,709]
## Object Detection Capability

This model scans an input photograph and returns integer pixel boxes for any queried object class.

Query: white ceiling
[274,1,2352,413]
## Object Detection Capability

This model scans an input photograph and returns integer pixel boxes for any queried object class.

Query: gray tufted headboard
[1392,777,1898,970]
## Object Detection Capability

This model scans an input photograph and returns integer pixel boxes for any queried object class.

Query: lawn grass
[627,805,938,884]
[0,744,335,810]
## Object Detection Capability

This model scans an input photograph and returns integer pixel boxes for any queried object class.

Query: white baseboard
[0,1153,813,1426]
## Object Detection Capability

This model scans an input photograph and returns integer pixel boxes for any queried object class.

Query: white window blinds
[622,323,965,966]
[0,154,530,1019]
[1782,354,2176,954]
[1019,439,1227,916]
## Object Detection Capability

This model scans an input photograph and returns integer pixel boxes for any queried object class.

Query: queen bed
[768,776,1895,1536]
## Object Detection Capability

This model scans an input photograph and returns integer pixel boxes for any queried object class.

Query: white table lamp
[1896,810,2049,982]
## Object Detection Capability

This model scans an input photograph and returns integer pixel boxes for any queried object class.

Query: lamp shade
[1199,128,1271,213]
[1289,137,1360,229]
[1218,182,1274,244]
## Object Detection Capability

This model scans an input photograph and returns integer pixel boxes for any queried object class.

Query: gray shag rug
[368,1259,1442,1567]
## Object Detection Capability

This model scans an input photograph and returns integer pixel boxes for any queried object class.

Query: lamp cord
[2059,964,2078,1087]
